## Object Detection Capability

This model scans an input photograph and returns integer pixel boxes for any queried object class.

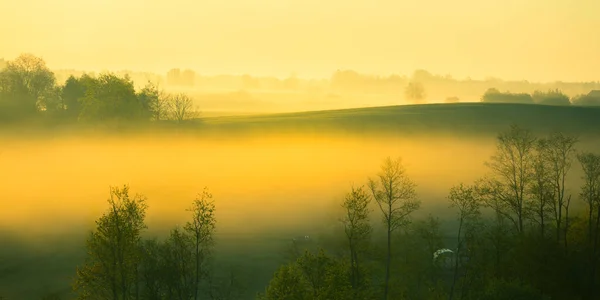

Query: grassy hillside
[193,103,600,137]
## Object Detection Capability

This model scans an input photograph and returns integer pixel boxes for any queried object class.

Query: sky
[1,0,599,82]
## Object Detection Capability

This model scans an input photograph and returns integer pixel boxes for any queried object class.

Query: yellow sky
[1,0,598,82]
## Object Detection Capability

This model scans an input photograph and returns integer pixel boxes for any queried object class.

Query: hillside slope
[196,103,600,137]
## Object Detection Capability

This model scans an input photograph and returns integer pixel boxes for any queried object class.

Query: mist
[0,132,495,239]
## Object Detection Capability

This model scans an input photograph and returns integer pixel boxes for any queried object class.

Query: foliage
[260,249,353,300]
[532,89,571,106]
[0,53,56,119]
[78,73,145,122]
[405,81,426,104]
[73,185,148,299]
[368,156,420,299]
[481,88,534,104]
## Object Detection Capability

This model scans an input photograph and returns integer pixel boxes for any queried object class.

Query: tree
[480,124,537,234]
[162,226,196,299]
[368,156,420,300]
[61,74,93,119]
[340,185,372,293]
[168,93,196,123]
[529,138,554,237]
[404,82,426,104]
[481,89,534,104]
[78,73,145,122]
[139,238,167,299]
[73,185,148,300]
[260,249,352,300]
[577,152,600,299]
[447,183,480,300]
[260,262,310,300]
[532,89,571,106]
[137,81,169,121]
[184,187,217,300]
[543,132,578,249]
[0,53,56,118]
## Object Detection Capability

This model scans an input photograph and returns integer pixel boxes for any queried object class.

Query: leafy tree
[73,185,148,300]
[368,156,420,299]
[162,227,196,299]
[0,53,56,118]
[260,249,352,300]
[184,187,216,300]
[61,74,92,119]
[532,89,571,106]
[139,238,167,299]
[481,89,534,104]
[404,81,426,104]
[137,81,169,121]
[78,73,145,122]
[260,263,310,300]
[340,185,372,293]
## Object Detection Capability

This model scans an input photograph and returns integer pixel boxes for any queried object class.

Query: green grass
[2,102,599,139]
[184,102,600,137]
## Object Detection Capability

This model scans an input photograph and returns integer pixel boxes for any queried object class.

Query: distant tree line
[0,54,198,125]
[481,88,600,106]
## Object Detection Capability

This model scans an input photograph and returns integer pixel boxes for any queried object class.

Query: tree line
[0,54,196,124]
[481,88,600,106]
[13,124,591,299]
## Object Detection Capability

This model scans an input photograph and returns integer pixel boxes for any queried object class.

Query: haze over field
[3,0,600,299]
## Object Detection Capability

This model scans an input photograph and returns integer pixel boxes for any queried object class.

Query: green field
[189,102,600,137]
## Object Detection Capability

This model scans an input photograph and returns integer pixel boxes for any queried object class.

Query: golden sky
[1,0,598,82]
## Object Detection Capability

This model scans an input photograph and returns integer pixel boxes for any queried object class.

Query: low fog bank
[2,131,596,239]
[0,133,496,238]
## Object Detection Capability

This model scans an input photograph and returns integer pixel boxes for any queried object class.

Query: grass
[180,102,600,138]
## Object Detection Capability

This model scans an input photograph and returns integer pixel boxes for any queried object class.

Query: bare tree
[139,81,170,121]
[184,187,217,300]
[447,183,480,300]
[368,157,420,300]
[543,132,578,250]
[481,124,537,234]
[340,185,372,292]
[168,93,196,123]
[529,138,554,237]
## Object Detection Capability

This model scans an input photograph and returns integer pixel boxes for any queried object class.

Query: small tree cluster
[0,54,198,125]
[72,185,235,300]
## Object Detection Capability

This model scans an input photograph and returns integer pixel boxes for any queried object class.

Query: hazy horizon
[2,0,599,83]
